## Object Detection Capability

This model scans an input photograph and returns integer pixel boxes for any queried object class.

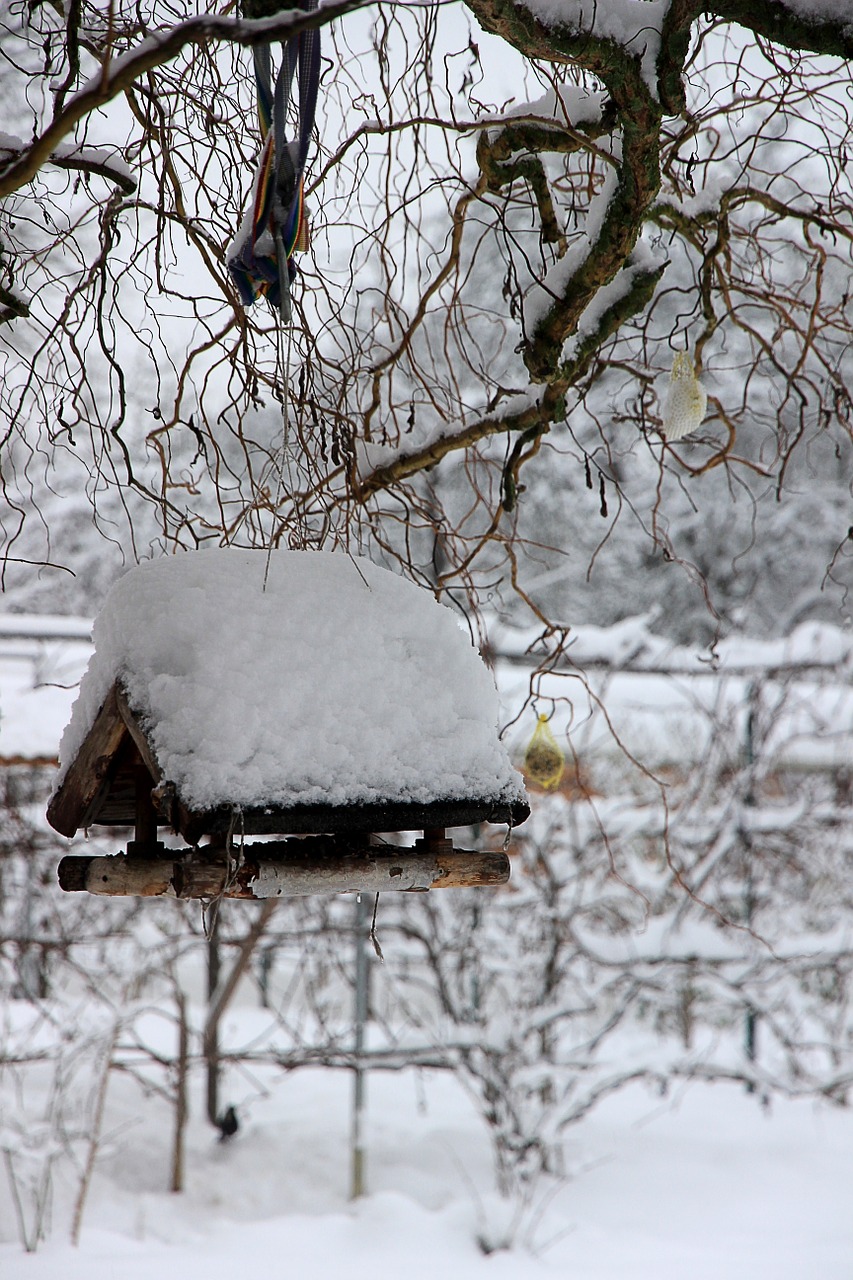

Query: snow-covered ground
[2,1047,852,1278]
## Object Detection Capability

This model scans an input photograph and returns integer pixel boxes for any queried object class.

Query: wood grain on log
[59,853,175,897]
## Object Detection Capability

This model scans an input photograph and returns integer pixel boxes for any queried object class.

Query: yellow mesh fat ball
[662,350,707,441]
[524,714,565,790]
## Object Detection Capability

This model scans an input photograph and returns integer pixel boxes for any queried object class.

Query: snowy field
[2,1048,852,1279]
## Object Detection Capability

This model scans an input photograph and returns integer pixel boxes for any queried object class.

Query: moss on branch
[712,0,853,61]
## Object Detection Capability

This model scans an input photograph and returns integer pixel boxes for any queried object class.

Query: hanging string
[263,315,301,590]
[369,892,384,961]
[227,8,318,589]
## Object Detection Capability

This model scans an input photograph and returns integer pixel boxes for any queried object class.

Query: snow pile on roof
[55,550,526,814]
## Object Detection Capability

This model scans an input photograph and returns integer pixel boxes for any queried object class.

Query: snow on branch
[356,386,555,499]
[0,134,136,195]
[523,0,669,96]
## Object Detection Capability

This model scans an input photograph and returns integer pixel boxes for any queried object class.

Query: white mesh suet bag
[662,350,707,441]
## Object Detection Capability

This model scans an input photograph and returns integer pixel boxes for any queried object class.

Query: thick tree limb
[712,0,853,62]
[0,281,29,325]
[356,388,561,499]
[0,138,137,195]
[463,1,665,385]
[356,253,664,499]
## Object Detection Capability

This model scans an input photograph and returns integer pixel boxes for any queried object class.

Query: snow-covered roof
[54,550,527,817]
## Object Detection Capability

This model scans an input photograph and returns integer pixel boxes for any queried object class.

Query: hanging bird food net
[227,3,320,322]
[662,350,707,441]
[524,714,565,790]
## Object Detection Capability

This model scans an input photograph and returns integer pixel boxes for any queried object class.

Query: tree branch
[710,0,853,62]
[0,0,374,199]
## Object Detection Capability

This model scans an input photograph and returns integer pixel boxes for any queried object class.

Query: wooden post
[128,762,162,856]
[58,855,174,897]
[171,990,188,1193]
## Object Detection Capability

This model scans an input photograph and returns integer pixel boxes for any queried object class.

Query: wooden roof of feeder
[48,551,528,899]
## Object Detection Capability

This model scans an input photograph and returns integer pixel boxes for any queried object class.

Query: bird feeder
[48,550,528,899]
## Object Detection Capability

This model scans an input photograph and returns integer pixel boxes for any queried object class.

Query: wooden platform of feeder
[48,681,525,898]
[57,833,510,899]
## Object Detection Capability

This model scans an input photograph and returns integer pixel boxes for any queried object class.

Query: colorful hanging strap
[228,0,320,321]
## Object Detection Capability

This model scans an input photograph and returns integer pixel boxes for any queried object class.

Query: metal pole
[350,893,370,1199]
[206,911,221,1126]
[743,681,758,1091]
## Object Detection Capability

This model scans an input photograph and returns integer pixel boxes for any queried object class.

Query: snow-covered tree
[4,5,853,1251]
[1,0,851,630]
[367,636,853,1212]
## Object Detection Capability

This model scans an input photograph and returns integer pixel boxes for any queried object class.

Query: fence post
[350,893,370,1199]
[743,680,758,1090]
